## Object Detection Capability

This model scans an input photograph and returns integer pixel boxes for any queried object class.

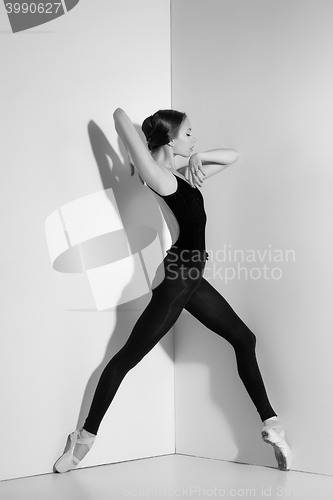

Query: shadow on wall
[66,120,174,430]
[46,121,169,310]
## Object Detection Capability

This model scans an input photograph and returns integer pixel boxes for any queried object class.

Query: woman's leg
[83,255,205,435]
[183,277,276,421]
[183,275,292,471]
[55,254,206,472]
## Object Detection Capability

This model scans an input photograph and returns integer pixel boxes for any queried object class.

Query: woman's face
[172,117,196,157]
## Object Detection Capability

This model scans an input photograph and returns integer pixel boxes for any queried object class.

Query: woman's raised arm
[199,148,240,167]
[113,108,167,190]
[193,148,240,178]
[176,148,240,186]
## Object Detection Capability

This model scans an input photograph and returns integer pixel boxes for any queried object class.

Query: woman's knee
[106,348,142,379]
[232,325,256,350]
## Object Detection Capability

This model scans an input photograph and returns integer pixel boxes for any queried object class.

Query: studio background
[0,0,174,481]
[172,0,333,476]
[0,0,332,481]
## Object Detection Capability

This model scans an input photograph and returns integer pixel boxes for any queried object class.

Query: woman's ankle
[81,427,96,438]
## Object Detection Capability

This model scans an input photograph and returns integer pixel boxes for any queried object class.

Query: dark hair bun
[142,115,154,149]
[142,109,186,151]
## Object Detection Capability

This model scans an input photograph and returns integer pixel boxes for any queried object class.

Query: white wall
[172,0,333,475]
[0,0,174,481]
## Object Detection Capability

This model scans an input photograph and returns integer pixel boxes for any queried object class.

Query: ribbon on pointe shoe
[261,426,292,471]
[54,429,96,473]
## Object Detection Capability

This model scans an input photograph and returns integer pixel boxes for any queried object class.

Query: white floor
[1,454,333,500]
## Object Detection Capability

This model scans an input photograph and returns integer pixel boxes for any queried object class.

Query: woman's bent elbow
[113,108,124,120]
[231,149,240,164]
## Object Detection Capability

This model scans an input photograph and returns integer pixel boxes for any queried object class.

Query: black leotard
[147,173,207,252]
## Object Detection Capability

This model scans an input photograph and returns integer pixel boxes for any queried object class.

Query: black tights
[83,249,276,435]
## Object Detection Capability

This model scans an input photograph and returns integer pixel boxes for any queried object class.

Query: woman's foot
[54,428,96,473]
[261,416,292,471]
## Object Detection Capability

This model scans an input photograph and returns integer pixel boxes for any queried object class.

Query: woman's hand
[184,153,206,188]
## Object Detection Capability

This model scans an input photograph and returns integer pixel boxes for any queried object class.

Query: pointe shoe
[54,429,96,473]
[261,426,292,471]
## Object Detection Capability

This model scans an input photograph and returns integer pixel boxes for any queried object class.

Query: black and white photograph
[1,1,332,498]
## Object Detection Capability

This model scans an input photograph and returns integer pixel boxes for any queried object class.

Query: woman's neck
[151,145,176,170]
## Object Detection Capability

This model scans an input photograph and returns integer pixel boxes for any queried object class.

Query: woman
[54,108,292,473]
